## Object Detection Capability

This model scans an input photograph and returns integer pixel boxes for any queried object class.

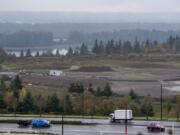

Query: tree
[55,49,60,56]
[80,43,89,55]
[87,83,94,94]
[64,95,73,114]
[123,41,132,55]
[117,96,132,109]
[0,48,7,63]
[134,38,141,53]
[166,100,172,118]
[20,50,24,58]
[68,83,85,93]
[10,75,23,93]
[176,94,180,121]
[83,90,95,115]
[0,94,6,109]
[96,87,102,97]
[26,49,31,57]
[17,92,34,113]
[92,40,99,54]
[141,95,154,120]
[45,93,61,114]
[35,51,40,57]
[103,83,112,97]
[128,89,139,102]
[0,78,6,92]
[67,47,73,56]
[99,99,114,115]
[35,94,45,116]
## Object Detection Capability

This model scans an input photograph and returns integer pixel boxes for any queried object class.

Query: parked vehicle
[110,109,133,122]
[31,119,51,128]
[17,120,31,127]
[147,123,165,132]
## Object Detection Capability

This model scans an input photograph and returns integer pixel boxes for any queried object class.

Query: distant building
[49,70,63,77]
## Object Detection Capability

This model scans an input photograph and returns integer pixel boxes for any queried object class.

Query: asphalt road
[0,117,180,135]
[0,123,180,135]
[0,117,179,127]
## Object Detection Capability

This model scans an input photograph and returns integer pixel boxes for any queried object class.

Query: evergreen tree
[103,83,112,97]
[123,41,132,55]
[87,83,94,94]
[45,94,61,113]
[0,94,6,109]
[134,38,141,53]
[26,49,31,57]
[96,87,102,97]
[17,92,34,113]
[80,43,88,55]
[35,51,40,57]
[55,49,60,56]
[10,75,23,101]
[67,47,73,56]
[20,50,24,58]
[92,40,99,54]
[0,78,6,92]
[128,89,139,102]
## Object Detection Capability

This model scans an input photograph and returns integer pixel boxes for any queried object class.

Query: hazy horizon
[0,0,180,13]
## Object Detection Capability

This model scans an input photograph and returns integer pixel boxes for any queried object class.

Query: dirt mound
[75,66,114,72]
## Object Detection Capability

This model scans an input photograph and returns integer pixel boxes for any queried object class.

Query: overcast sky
[0,0,180,13]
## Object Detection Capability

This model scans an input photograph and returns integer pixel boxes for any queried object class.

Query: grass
[4,55,180,70]
[125,73,147,79]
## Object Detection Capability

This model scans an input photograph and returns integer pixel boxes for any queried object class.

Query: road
[0,117,180,135]
[0,117,179,127]
[0,123,180,135]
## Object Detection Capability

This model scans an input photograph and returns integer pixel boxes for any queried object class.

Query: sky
[0,0,180,13]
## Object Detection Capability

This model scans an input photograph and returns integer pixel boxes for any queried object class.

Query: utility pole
[161,83,163,121]
[125,105,128,135]
[62,94,65,135]
[62,111,64,135]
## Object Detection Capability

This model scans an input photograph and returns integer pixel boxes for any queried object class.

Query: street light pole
[62,111,64,135]
[62,94,65,135]
[125,105,128,135]
[160,83,163,121]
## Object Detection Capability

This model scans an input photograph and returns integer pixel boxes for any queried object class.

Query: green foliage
[45,93,62,114]
[0,94,6,109]
[129,89,139,102]
[68,83,85,93]
[80,43,89,55]
[16,92,34,113]
[141,95,154,119]
[0,78,7,92]
[64,95,74,114]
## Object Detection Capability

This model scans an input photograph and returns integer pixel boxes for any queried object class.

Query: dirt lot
[19,67,180,98]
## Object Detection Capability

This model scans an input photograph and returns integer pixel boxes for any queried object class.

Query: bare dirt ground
[20,67,180,97]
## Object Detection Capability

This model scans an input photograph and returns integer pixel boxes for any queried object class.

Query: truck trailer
[110,109,133,122]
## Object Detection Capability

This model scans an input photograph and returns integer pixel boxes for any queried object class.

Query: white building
[49,70,63,77]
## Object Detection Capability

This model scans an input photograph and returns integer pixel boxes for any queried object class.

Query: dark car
[147,123,165,132]
[31,119,51,128]
[17,120,31,127]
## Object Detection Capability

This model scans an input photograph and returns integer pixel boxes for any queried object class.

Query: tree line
[67,36,180,56]
[0,76,180,120]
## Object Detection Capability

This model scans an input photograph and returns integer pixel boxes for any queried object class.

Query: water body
[6,48,68,57]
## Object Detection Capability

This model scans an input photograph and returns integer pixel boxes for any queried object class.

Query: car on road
[147,123,165,132]
[17,120,31,127]
[31,119,51,128]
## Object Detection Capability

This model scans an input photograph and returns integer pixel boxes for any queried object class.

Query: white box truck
[110,109,133,122]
